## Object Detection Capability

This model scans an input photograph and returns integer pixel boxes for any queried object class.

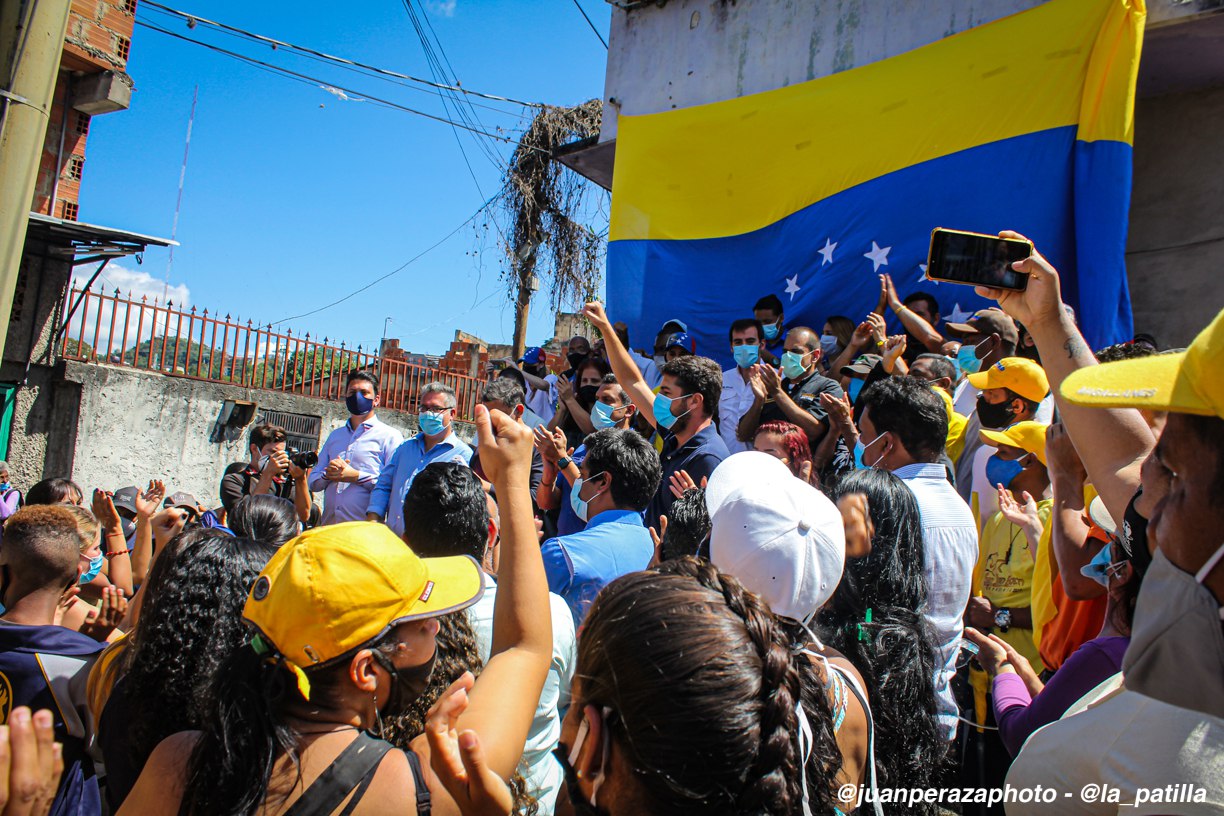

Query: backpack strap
[283,732,392,816]
[405,747,431,816]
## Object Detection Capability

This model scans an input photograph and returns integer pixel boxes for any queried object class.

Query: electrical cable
[135,19,547,152]
[270,186,507,326]
[140,0,544,108]
[570,0,609,49]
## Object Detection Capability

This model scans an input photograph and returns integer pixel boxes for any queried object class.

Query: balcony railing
[58,286,486,420]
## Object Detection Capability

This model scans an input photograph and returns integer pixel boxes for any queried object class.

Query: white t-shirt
[1006,689,1224,815]
[718,366,756,454]
[526,373,558,423]
[468,574,576,815]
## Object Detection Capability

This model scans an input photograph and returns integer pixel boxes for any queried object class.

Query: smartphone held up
[926,228,1033,292]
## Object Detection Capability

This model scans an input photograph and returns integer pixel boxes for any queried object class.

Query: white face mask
[1122,541,1224,719]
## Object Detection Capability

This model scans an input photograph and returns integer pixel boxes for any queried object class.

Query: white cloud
[426,0,456,17]
[65,263,192,358]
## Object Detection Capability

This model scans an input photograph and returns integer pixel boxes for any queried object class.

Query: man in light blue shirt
[309,370,404,525]
[540,427,661,627]
[366,382,473,536]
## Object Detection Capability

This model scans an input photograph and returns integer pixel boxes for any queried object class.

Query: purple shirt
[308,414,404,525]
[992,635,1129,756]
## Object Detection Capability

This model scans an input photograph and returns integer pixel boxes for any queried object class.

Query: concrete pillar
[0,0,72,362]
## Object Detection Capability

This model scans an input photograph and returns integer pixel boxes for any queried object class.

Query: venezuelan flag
[607,0,1145,360]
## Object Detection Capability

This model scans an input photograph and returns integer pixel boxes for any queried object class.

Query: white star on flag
[864,241,891,272]
[818,238,837,266]
[784,274,801,301]
[946,303,974,324]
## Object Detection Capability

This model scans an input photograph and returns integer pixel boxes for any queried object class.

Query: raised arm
[883,273,945,352]
[581,302,659,428]
[1045,423,1107,601]
[418,405,551,792]
[92,489,133,598]
[976,231,1154,522]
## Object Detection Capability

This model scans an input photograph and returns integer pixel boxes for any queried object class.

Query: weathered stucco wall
[57,362,477,507]
[1126,83,1224,348]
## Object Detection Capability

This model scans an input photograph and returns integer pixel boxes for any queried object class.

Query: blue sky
[78,0,611,356]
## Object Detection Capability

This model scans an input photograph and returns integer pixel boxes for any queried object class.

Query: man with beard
[581,302,729,528]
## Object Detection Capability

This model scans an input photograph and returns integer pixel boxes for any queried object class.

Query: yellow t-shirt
[934,386,968,462]
[973,498,1051,671]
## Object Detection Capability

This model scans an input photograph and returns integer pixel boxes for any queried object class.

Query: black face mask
[372,647,437,718]
[976,394,1016,430]
[524,364,545,379]
[567,352,589,372]
[1120,488,1152,577]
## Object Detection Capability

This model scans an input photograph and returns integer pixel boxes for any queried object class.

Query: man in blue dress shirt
[540,427,661,627]
[366,382,473,536]
[309,370,404,525]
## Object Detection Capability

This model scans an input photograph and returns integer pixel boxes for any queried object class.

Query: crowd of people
[0,230,1221,816]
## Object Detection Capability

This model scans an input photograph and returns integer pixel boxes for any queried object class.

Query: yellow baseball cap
[967,357,1050,403]
[1061,308,1224,418]
[243,521,483,698]
[979,420,1049,466]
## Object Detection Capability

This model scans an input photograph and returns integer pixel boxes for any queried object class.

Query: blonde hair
[61,504,102,553]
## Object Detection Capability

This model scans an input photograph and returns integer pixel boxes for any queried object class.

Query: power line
[570,0,609,49]
[271,187,507,326]
[141,0,545,109]
[135,19,544,150]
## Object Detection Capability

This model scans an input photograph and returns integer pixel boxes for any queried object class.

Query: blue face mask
[986,454,1025,490]
[79,553,104,585]
[569,472,606,523]
[418,410,448,436]
[346,391,375,415]
[820,335,840,358]
[1081,544,1125,588]
[854,431,887,469]
[847,377,865,403]
[652,393,691,430]
[956,344,982,376]
[591,401,620,430]
[732,344,760,369]
[0,483,10,492]
[780,350,809,380]
[762,322,781,342]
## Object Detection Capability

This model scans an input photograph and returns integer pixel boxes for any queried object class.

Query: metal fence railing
[58,286,486,420]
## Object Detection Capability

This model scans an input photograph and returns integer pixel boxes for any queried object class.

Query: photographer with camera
[219,423,313,525]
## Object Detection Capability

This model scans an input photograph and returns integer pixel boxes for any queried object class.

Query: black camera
[287,447,319,470]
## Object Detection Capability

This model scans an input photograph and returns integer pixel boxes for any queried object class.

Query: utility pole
[510,242,538,361]
[0,0,73,362]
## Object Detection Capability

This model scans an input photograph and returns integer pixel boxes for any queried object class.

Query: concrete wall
[600,0,1204,141]
[54,361,481,507]
[1126,83,1224,348]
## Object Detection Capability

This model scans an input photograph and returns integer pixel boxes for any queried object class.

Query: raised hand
[881,273,903,311]
[150,508,187,550]
[882,334,907,372]
[820,391,854,432]
[759,362,783,394]
[648,515,668,568]
[80,587,127,643]
[555,376,575,405]
[668,469,702,500]
[998,486,1041,538]
[90,489,122,530]
[1045,422,1087,484]
[581,302,611,332]
[851,319,875,348]
[748,366,768,402]
[0,707,64,816]
[133,480,165,520]
[532,426,568,465]
[865,312,887,346]
[473,405,533,485]
[425,673,513,816]
[974,231,1064,331]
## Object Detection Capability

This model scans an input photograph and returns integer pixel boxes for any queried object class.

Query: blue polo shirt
[554,443,589,537]
[541,509,654,627]
[646,422,729,529]
[367,431,474,535]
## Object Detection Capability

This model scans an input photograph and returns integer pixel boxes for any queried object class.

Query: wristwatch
[557,456,573,470]
[994,607,1012,633]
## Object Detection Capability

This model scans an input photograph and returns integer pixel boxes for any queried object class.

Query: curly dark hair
[113,528,277,801]
[576,557,813,815]
[659,487,710,562]
[821,468,946,812]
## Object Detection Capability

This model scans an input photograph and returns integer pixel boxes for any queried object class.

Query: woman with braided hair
[555,557,810,816]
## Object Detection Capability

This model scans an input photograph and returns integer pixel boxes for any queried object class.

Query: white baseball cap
[705,452,846,624]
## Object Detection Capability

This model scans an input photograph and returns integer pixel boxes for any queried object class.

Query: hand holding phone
[927,228,1033,291]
